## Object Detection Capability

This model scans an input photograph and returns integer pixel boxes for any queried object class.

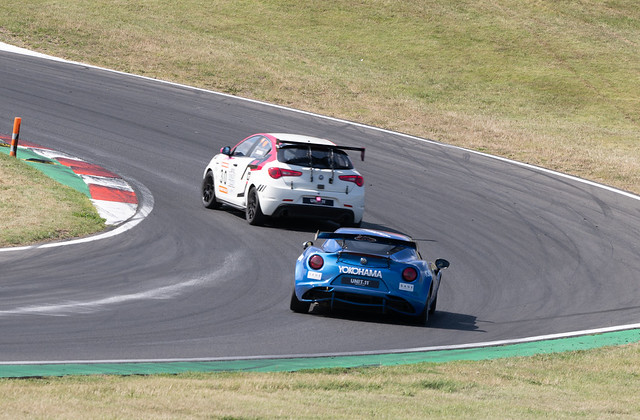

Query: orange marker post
[9,117,21,158]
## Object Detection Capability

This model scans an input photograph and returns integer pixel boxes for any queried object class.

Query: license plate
[303,197,334,206]
[341,277,379,288]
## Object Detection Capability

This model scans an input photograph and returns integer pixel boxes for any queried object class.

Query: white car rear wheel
[246,187,266,225]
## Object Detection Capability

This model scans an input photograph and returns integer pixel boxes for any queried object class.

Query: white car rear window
[278,145,353,169]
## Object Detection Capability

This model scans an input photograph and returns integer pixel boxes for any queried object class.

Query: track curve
[1,50,640,362]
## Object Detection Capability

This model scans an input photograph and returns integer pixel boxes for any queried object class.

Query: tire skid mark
[0,250,241,316]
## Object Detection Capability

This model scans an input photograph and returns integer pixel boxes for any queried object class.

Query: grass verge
[0,152,104,247]
[1,0,638,193]
[1,343,640,418]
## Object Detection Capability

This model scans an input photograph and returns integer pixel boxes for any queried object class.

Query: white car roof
[269,133,336,146]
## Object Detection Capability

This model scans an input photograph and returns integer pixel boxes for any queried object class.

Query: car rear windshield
[277,145,353,169]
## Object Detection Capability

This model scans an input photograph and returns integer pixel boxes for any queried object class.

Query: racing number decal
[219,169,228,194]
[219,161,232,194]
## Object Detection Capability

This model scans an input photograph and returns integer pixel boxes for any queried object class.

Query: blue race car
[290,228,450,324]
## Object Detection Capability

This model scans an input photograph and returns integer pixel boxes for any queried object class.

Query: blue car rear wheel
[416,288,432,325]
[290,291,311,313]
[428,294,438,316]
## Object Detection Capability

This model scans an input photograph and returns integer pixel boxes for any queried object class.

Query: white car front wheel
[202,171,221,209]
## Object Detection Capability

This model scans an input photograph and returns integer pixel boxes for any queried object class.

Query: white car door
[220,136,261,207]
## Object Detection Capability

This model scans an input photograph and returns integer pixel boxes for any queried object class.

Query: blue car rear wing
[315,231,417,250]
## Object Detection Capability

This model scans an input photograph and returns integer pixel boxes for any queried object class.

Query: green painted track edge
[1,329,639,378]
[0,143,90,196]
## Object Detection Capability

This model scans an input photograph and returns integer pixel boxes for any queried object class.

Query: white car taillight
[269,167,303,179]
[339,175,364,187]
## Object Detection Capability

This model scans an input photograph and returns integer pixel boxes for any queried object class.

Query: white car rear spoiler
[276,139,365,161]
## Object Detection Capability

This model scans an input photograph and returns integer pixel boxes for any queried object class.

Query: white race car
[202,133,365,226]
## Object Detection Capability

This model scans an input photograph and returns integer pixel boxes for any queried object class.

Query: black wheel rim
[203,178,213,203]
[247,191,256,220]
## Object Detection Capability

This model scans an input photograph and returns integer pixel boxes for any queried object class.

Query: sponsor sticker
[399,283,414,292]
[338,265,383,279]
[307,271,322,280]
[341,277,379,288]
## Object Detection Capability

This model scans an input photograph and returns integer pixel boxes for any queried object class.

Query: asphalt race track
[1,50,640,363]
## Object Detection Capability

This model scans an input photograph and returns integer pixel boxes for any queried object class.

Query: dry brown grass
[1,343,640,418]
[0,153,103,246]
[1,0,638,194]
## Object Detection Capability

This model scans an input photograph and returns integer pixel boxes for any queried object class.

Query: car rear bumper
[271,204,356,224]
[296,286,424,316]
[258,185,364,223]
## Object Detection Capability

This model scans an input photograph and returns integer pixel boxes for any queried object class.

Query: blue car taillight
[309,254,324,270]
[402,267,418,282]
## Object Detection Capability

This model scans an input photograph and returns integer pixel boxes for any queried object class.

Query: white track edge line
[2,322,639,366]
[4,42,638,202]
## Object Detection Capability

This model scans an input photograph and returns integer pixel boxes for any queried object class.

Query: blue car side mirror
[435,259,450,270]
[220,146,231,155]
